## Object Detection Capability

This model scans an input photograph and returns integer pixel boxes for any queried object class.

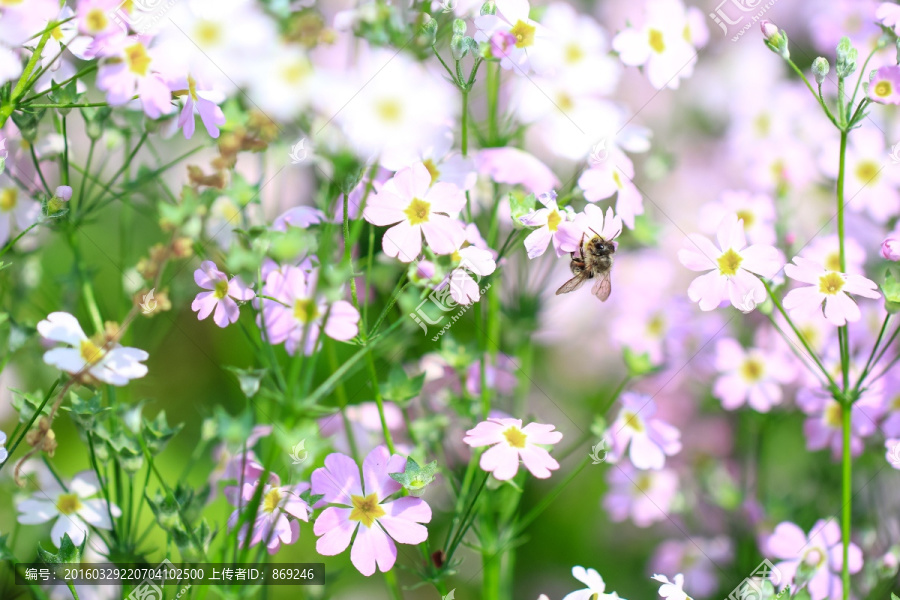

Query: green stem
[383,569,403,600]
[25,102,111,108]
[461,89,469,156]
[785,57,837,126]
[0,222,40,260]
[515,456,590,534]
[364,351,396,454]
[482,550,501,600]
[1,378,60,471]
[0,27,53,127]
[65,581,80,600]
[841,400,851,600]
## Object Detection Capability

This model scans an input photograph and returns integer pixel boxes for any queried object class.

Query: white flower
[0,178,41,246]
[563,566,624,600]
[37,312,149,385]
[17,471,121,546]
[652,573,692,600]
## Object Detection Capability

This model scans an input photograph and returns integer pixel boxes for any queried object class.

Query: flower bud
[451,34,468,60]
[836,36,857,77]
[420,14,438,46]
[760,20,789,59]
[416,260,436,280]
[812,57,829,84]
[883,237,900,261]
[452,18,466,36]
[55,185,73,202]
[480,0,496,16]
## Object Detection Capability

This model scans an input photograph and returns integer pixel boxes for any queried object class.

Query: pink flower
[474,0,548,72]
[882,237,900,261]
[463,417,562,480]
[765,520,862,600]
[477,147,560,195]
[519,191,575,259]
[191,261,254,328]
[170,75,226,139]
[699,190,776,246]
[272,206,326,232]
[227,476,310,555]
[363,163,466,262]
[678,214,783,312]
[712,338,796,412]
[783,256,880,326]
[96,37,173,118]
[798,385,883,460]
[607,392,681,470]
[578,149,644,229]
[877,2,900,36]
[259,266,360,355]
[868,65,900,105]
[311,446,432,576]
[603,464,678,527]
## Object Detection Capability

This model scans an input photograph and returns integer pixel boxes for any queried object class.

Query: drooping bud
[883,237,900,261]
[812,57,830,84]
[480,0,496,16]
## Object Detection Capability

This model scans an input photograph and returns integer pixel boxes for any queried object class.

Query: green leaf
[107,431,143,473]
[509,192,535,228]
[60,393,107,430]
[623,347,659,377]
[389,457,438,497]
[382,367,426,407]
[37,534,85,565]
[10,388,52,424]
[142,411,184,455]
[882,267,900,313]
[0,534,15,561]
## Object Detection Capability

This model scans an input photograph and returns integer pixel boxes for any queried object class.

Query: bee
[555,231,616,301]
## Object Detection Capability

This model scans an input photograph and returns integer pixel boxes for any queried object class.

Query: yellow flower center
[636,472,653,492]
[613,170,624,190]
[557,92,574,112]
[546,209,562,232]
[818,272,845,295]
[717,248,743,276]
[80,339,104,365]
[648,29,665,53]
[194,21,222,46]
[564,43,584,64]
[187,75,198,101]
[85,9,108,32]
[824,401,843,427]
[510,20,535,48]
[647,314,665,336]
[125,43,151,76]
[281,59,311,85]
[263,487,283,514]
[56,493,83,516]
[736,209,755,229]
[349,493,385,528]
[503,426,527,448]
[754,114,770,137]
[855,160,880,184]
[293,298,319,323]
[683,24,692,43]
[875,80,893,98]
[51,25,65,41]
[0,188,17,211]
[404,197,431,226]
[891,394,900,410]
[423,159,441,185]
[622,410,644,433]
[375,99,402,123]
[740,358,764,382]
[214,279,229,299]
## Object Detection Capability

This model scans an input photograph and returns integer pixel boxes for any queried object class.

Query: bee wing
[591,271,612,301]
[555,274,589,295]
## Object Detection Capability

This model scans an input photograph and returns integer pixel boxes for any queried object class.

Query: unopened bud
[452,18,466,36]
[812,57,830,84]
[836,36,857,77]
[480,1,496,16]
[760,20,789,59]
[421,15,437,46]
[451,34,468,60]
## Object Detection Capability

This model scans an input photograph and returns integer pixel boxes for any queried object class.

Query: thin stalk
[0,27,53,127]
[841,402,851,600]
[364,351,396,454]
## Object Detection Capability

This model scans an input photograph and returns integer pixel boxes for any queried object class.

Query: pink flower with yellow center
[783,256,880,326]
[191,261,254,328]
[463,417,563,480]
[96,37,172,118]
[311,446,432,576]
[519,191,575,259]
[363,162,467,262]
